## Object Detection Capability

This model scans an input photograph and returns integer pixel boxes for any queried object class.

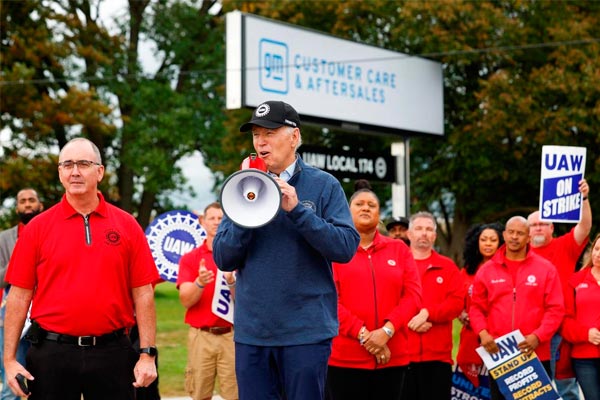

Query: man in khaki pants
[177,202,237,400]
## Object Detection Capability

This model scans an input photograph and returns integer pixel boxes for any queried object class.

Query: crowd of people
[0,101,598,400]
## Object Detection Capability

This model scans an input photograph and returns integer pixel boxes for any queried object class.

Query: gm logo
[259,38,288,94]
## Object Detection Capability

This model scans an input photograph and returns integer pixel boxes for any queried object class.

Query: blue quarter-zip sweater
[213,156,359,346]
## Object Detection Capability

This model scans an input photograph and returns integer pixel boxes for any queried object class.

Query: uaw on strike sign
[476,330,560,400]
[539,146,586,223]
[145,210,234,323]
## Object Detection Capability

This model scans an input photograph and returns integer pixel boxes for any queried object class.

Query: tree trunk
[138,189,156,228]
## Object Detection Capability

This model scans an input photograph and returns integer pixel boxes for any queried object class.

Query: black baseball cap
[386,217,409,231]
[240,101,301,132]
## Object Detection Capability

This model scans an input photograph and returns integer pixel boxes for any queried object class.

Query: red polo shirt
[177,243,232,329]
[6,193,159,336]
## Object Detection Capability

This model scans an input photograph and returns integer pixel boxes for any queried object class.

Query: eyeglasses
[58,160,101,170]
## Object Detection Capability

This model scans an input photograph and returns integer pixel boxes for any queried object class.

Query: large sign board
[226,11,444,136]
[300,145,395,182]
[539,145,586,223]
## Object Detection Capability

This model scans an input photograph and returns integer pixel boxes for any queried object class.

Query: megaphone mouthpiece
[240,176,264,202]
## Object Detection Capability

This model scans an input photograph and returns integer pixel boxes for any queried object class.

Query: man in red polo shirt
[177,202,237,400]
[3,137,159,399]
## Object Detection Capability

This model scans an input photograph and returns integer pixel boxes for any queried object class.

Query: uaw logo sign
[259,38,288,94]
[145,210,206,283]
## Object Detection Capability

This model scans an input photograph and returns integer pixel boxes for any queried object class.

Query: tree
[3,1,599,265]
[1,0,227,228]
[220,0,600,261]
[1,0,116,217]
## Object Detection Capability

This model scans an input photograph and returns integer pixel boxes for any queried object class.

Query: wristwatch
[139,346,158,357]
[382,326,394,338]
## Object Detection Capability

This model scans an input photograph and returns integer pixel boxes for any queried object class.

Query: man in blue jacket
[213,100,359,400]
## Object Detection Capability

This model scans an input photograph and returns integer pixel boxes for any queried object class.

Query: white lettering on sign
[303,152,326,169]
[163,237,195,256]
[555,177,572,196]
[326,155,358,172]
[543,194,581,216]
[301,151,390,180]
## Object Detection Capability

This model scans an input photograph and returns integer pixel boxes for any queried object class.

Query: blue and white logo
[145,210,206,282]
[259,38,288,94]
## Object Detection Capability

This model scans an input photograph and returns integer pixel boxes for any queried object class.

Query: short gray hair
[287,126,302,150]
[409,211,437,231]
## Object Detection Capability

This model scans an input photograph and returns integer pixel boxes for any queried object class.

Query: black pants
[129,325,160,400]
[26,335,139,400]
[326,365,406,400]
[402,361,452,400]
[489,360,552,400]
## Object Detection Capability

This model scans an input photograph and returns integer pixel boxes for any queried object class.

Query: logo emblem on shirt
[301,200,316,212]
[105,229,122,246]
[388,260,396,266]
[525,275,538,286]
[436,276,444,284]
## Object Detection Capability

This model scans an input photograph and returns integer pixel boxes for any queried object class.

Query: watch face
[141,347,157,356]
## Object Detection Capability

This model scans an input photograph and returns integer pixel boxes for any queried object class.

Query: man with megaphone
[213,101,360,400]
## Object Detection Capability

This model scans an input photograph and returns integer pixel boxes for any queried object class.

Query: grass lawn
[155,282,188,397]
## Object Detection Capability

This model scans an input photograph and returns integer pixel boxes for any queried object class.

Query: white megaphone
[220,154,282,228]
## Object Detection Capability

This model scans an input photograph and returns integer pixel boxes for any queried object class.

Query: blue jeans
[550,333,580,400]
[573,358,600,400]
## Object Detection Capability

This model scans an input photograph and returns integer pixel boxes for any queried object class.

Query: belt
[200,326,232,335]
[43,328,126,347]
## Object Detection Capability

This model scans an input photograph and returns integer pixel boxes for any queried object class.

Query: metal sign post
[391,139,410,218]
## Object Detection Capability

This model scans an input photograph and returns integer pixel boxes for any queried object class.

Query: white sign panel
[476,330,560,400]
[539,145,586,223]
[211,269,234,324]
[226,11,444,136]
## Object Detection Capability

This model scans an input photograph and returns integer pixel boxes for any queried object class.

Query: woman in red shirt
[456,222,503,388]
[561,233,600,400]
[326,189,421,399]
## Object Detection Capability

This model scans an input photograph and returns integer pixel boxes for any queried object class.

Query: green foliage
[1,0,226,227]
[218,0,600,259]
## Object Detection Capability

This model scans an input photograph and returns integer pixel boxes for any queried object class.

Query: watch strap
[139,346,158,356]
